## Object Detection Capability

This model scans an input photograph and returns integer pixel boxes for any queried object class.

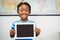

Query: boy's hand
[10,30,15,38]
[35,28,41,36]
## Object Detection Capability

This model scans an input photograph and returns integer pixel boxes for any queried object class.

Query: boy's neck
[21,18,28,22]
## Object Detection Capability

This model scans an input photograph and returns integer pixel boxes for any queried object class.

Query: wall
[0,16,60,40]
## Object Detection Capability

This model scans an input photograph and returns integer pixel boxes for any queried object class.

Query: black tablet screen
[17,24,34,37]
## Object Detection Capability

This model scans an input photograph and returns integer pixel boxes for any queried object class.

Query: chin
[22,18,27,20]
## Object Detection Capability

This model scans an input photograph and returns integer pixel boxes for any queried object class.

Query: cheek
[18,12,22,15]
[18,13,21,17]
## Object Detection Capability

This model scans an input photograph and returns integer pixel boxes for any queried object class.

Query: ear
[28,13,30,16]
[29,11,31,13]
[17,10,19,13]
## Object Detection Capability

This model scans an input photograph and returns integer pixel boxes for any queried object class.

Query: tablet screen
[15,23,36,39]
[17,24,34,37]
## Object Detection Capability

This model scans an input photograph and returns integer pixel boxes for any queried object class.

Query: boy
[10,2,41,40]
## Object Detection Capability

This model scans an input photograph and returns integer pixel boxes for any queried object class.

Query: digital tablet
[15,23,36,39]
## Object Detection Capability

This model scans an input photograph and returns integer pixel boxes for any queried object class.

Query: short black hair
[17,2,31,13]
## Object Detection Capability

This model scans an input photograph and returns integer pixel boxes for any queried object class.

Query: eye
[25,9,29,12]
[19,9,23,12]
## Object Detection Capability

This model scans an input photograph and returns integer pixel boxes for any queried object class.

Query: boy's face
[18,4,30,20]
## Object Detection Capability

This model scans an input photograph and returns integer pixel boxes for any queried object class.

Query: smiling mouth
[22,14,27,17]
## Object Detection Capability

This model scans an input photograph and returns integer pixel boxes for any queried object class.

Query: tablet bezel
[15,23,36,39]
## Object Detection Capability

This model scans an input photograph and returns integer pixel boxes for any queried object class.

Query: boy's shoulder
[12,20,20,24]
[28,20,35,23]
[12,20,35,24]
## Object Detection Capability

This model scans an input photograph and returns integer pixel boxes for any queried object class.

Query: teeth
[22,15,26,17]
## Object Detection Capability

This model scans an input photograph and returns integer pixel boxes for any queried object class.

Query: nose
[22,10,26,14]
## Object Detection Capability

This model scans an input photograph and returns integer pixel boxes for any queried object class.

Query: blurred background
[0,0,60,40]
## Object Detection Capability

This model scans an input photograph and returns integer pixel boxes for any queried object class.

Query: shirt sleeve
[11,22,15,30]
[30,20,37,28]
[34,21,37,28]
